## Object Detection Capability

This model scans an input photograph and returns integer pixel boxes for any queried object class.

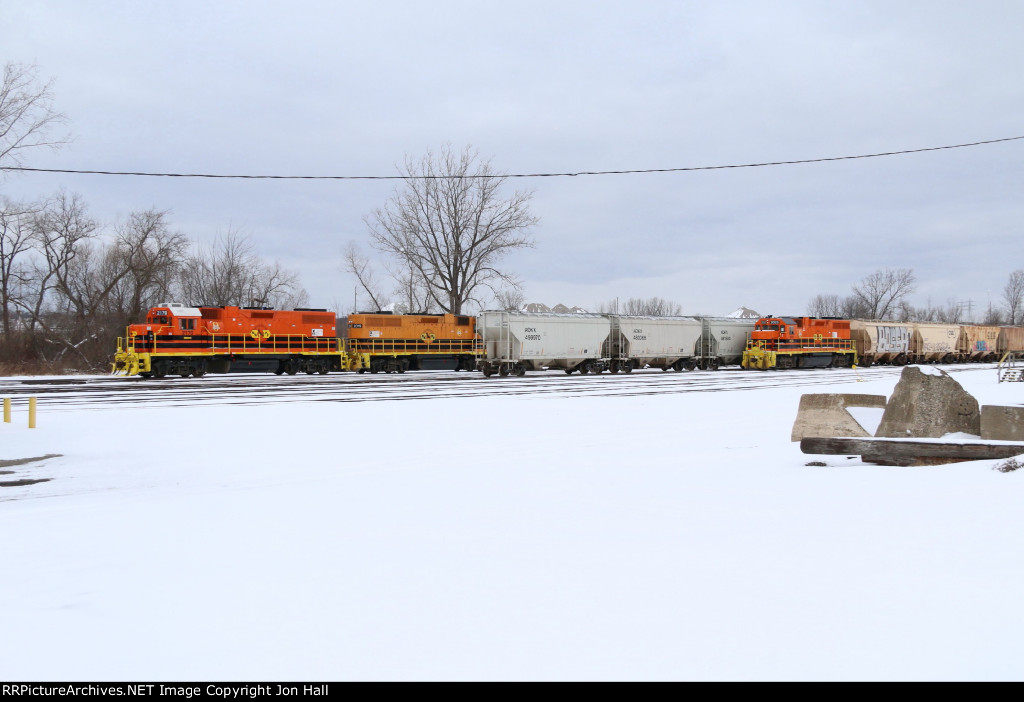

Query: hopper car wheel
[564,368,573,375]
[622,362,633,373]
[672,360,683,372]
[578,365,589,375]
[482,366,494,377]
[515,365,526,377]
[498,365,510,377]
[274,369,284,376]
[609,363,619,374]
[661,365,669,371]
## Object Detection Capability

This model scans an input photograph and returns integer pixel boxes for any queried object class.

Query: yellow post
[28,397,36,429]
[3,397,10,423]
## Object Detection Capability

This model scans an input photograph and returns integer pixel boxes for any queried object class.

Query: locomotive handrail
[345,337,483,355]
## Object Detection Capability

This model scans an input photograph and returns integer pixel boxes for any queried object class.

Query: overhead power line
[2,135,1022,181]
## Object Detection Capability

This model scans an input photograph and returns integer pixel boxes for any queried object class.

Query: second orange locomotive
[742,316,857,370]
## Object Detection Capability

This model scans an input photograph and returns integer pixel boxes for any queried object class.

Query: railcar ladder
[998,352,1023,382]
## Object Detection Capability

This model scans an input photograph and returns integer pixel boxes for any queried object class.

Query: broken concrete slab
[981,405,1024,441]
[875,365,980,438]
[791,393,888,442]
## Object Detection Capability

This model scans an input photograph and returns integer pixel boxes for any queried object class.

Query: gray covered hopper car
[477,311,755,376]
[607,316,703,371]
[478,311,612,376]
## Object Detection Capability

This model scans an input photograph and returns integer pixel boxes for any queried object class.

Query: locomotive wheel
[319,365,329,375]
[274,369,284,375]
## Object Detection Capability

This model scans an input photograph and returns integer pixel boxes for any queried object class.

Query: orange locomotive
[343,312,481,373]
[741,316,857,370]
[113,303,342,378]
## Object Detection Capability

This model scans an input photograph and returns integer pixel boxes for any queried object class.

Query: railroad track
[0,364,999,412]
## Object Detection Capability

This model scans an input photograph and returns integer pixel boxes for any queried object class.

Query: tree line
[0,195,308,372]
[808,267,1024,325]
[1,62,307,372]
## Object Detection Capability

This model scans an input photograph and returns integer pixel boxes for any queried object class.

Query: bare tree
[103,209,189,323]
[22,191,97,332]
[850,268,916,320]
[1003,270,1024,325]
[343,242,389,311]
[366,144,537,314]
[179,230,307,309]
[494,288,526,311]
[596,297,683,316]
[0,62,69,173]
[0,199,38,341]
[807,293,842,317]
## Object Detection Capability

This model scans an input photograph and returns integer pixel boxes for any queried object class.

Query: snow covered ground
[1,366,1021,681]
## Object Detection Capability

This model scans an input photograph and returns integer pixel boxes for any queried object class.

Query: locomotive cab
[145,303,201,334]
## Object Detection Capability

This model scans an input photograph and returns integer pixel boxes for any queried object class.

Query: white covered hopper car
[477,311,755,377]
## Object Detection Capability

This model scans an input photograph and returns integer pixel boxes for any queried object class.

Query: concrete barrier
[981,405,1024,441]
[791,393,888,442]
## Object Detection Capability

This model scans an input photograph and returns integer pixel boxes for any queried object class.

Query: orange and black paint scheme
[741,316,857,370]
[343,312,481,373]
[113,304,483,377]
[113,303,342,377]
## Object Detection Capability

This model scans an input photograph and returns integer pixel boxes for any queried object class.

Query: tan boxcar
[849,320,911,366]
[963,325,1001,361]
[909,323,965,363]
[998,326,1024,356]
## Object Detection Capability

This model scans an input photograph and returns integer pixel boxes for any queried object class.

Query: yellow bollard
[28,397,36,429]
[3,397,9,423]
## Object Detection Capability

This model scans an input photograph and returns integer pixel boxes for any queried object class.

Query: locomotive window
[179,319,195,330]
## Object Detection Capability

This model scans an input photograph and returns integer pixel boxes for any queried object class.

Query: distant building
[524,302,589,314]
[726,306,760,319]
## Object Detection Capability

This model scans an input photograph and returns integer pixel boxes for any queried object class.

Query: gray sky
[3,0,1022,317]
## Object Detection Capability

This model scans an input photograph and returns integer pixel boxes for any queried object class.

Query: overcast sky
[3,0,1022,317]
